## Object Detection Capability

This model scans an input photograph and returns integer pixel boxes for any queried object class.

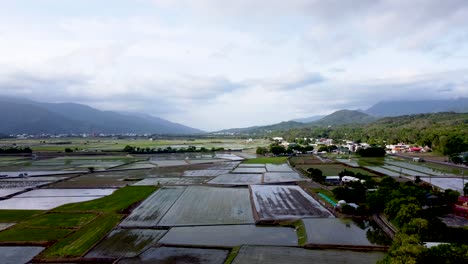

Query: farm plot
[86,229,167,258]
[336,159,360,167]
[120,186,186,228]
[186,159,225,164]
[158,186,254,226]
[232,167,266,173]
[208,173,262,185]
[385,160,452,176]
[118,246,229,264]
[0,188,29,198]
[0,188,116,210]
[382,165,430,176]
[365,166,400,177]
[49,170,147,188]
[296,164,376,176]
[238,164,266,168]
[0,223,14,231]
[183,169,229,177]
[231,245,385,264]
[16,188,115,197]
[133,177,208,186]
[216,153,244,161]
[302,218,388,247]
[266,164,294,172]
[250,185,333,222]
[158,225,298,247]
[205,161,240,170]
[115,162,157,170]
[0,170,84,177]
[263,172,306,183]
[150,160,189,167]
[426,177,464,193]
[0,246,45,264]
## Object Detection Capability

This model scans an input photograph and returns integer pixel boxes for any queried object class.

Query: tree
[307,168,324,182]
[394,204,422,227]
[270,144,286,155]
[357,147,386,157]
[88,167,95,173]
[256,147,268,155]
[64,148,73,153]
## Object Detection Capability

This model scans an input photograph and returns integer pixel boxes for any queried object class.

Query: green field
[243,156,288,164]
[0,210,42,222]
[297,163,377,176]
[0,228,73,242]
[54,186,157,213]
[18,213,97,228]
[40,214,122,258]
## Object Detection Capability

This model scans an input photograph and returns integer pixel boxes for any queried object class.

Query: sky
[0,0,467,131]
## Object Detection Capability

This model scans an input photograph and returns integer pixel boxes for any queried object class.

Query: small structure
[325,176,340,185]
[341,176,360,183]
[453,196,468,219]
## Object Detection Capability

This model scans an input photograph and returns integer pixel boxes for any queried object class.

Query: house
[453,196,468,219]
[325,176,340,185]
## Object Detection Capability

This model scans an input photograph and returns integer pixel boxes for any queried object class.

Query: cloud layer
[0,0,467,131]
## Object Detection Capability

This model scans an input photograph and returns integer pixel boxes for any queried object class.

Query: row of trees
[0,146,32,154]
[123,145,224,154]
[256,143,314,156]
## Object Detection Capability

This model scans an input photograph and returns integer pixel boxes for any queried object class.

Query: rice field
[265,164,294,172]
[263,172,306,183]
[365,166,400,176]
[158,225,298,247]
[183,169,230,177]
[302,218,389,247]
[133,177,208,186]
[231,246,385,264]
[0,246,45,264]
[207,173,262,185]
[118,246,229,264]
[232,167,266,173]
[86,229,167,258]
[250,185,334,222]
[157,186,255,226]
[382,165,430,176]
[120,186,187,228]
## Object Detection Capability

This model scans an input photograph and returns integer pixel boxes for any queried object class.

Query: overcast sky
[0,0,467,131]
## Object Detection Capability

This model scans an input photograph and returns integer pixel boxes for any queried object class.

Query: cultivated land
[2,138,439,263]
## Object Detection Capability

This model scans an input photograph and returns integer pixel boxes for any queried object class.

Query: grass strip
[41,213,122,258]
[243,157,288,164]
[17,212,97,228]
[0,210,43,222]
[224,246,241,264]
[53,186,157,213]
[0,228,73,242]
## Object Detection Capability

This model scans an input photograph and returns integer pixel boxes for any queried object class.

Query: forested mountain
[0,98,203,134]
[312,110,376,126]
[365,98,468,117]
[292,115,325,123]
[281,112,468,155]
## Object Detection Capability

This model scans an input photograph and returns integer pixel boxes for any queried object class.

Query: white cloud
[0,0,467,131]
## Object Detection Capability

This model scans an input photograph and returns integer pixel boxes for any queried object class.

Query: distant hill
[216,121,305,135]
[0,98,203,135]
[292,115,325,123]
[215,110,376,135]
[312,110,376,126]
[365,98,468,117]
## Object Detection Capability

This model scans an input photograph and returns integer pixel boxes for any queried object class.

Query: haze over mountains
[216,98,468,134]
[0,98,203,135]
[0,97,466,135]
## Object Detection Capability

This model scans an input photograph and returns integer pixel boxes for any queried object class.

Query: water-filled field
[158,186,254,226]
[86,229,167,258]
[207,173,262,185]
[263,172,306,183]
[0,246,45,264]
[118,246,229,264]
[158,225,298,247]
[231,246,385,264]
[250,185,334,222]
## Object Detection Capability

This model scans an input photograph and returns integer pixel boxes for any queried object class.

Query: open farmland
[158,186,255,226]
[0,246,45,264]
[250,185,334,222]
[263,172,306,183]
[207,173,263,185]
[118,246,229,264]
[231,245,385,264]
[302,218,390,248]
[158,225,298,247]
[296,163,377,176]
[86,229,167,258]
[120,186,187,228]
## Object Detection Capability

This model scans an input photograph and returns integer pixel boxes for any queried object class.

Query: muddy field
[250,185,334,222]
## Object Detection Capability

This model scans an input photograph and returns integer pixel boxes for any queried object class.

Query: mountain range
[216,98,468,135]
[0,97,466,135]
[0,97,203,135]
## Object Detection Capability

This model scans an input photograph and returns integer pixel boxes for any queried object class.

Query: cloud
[0,1,467,131]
